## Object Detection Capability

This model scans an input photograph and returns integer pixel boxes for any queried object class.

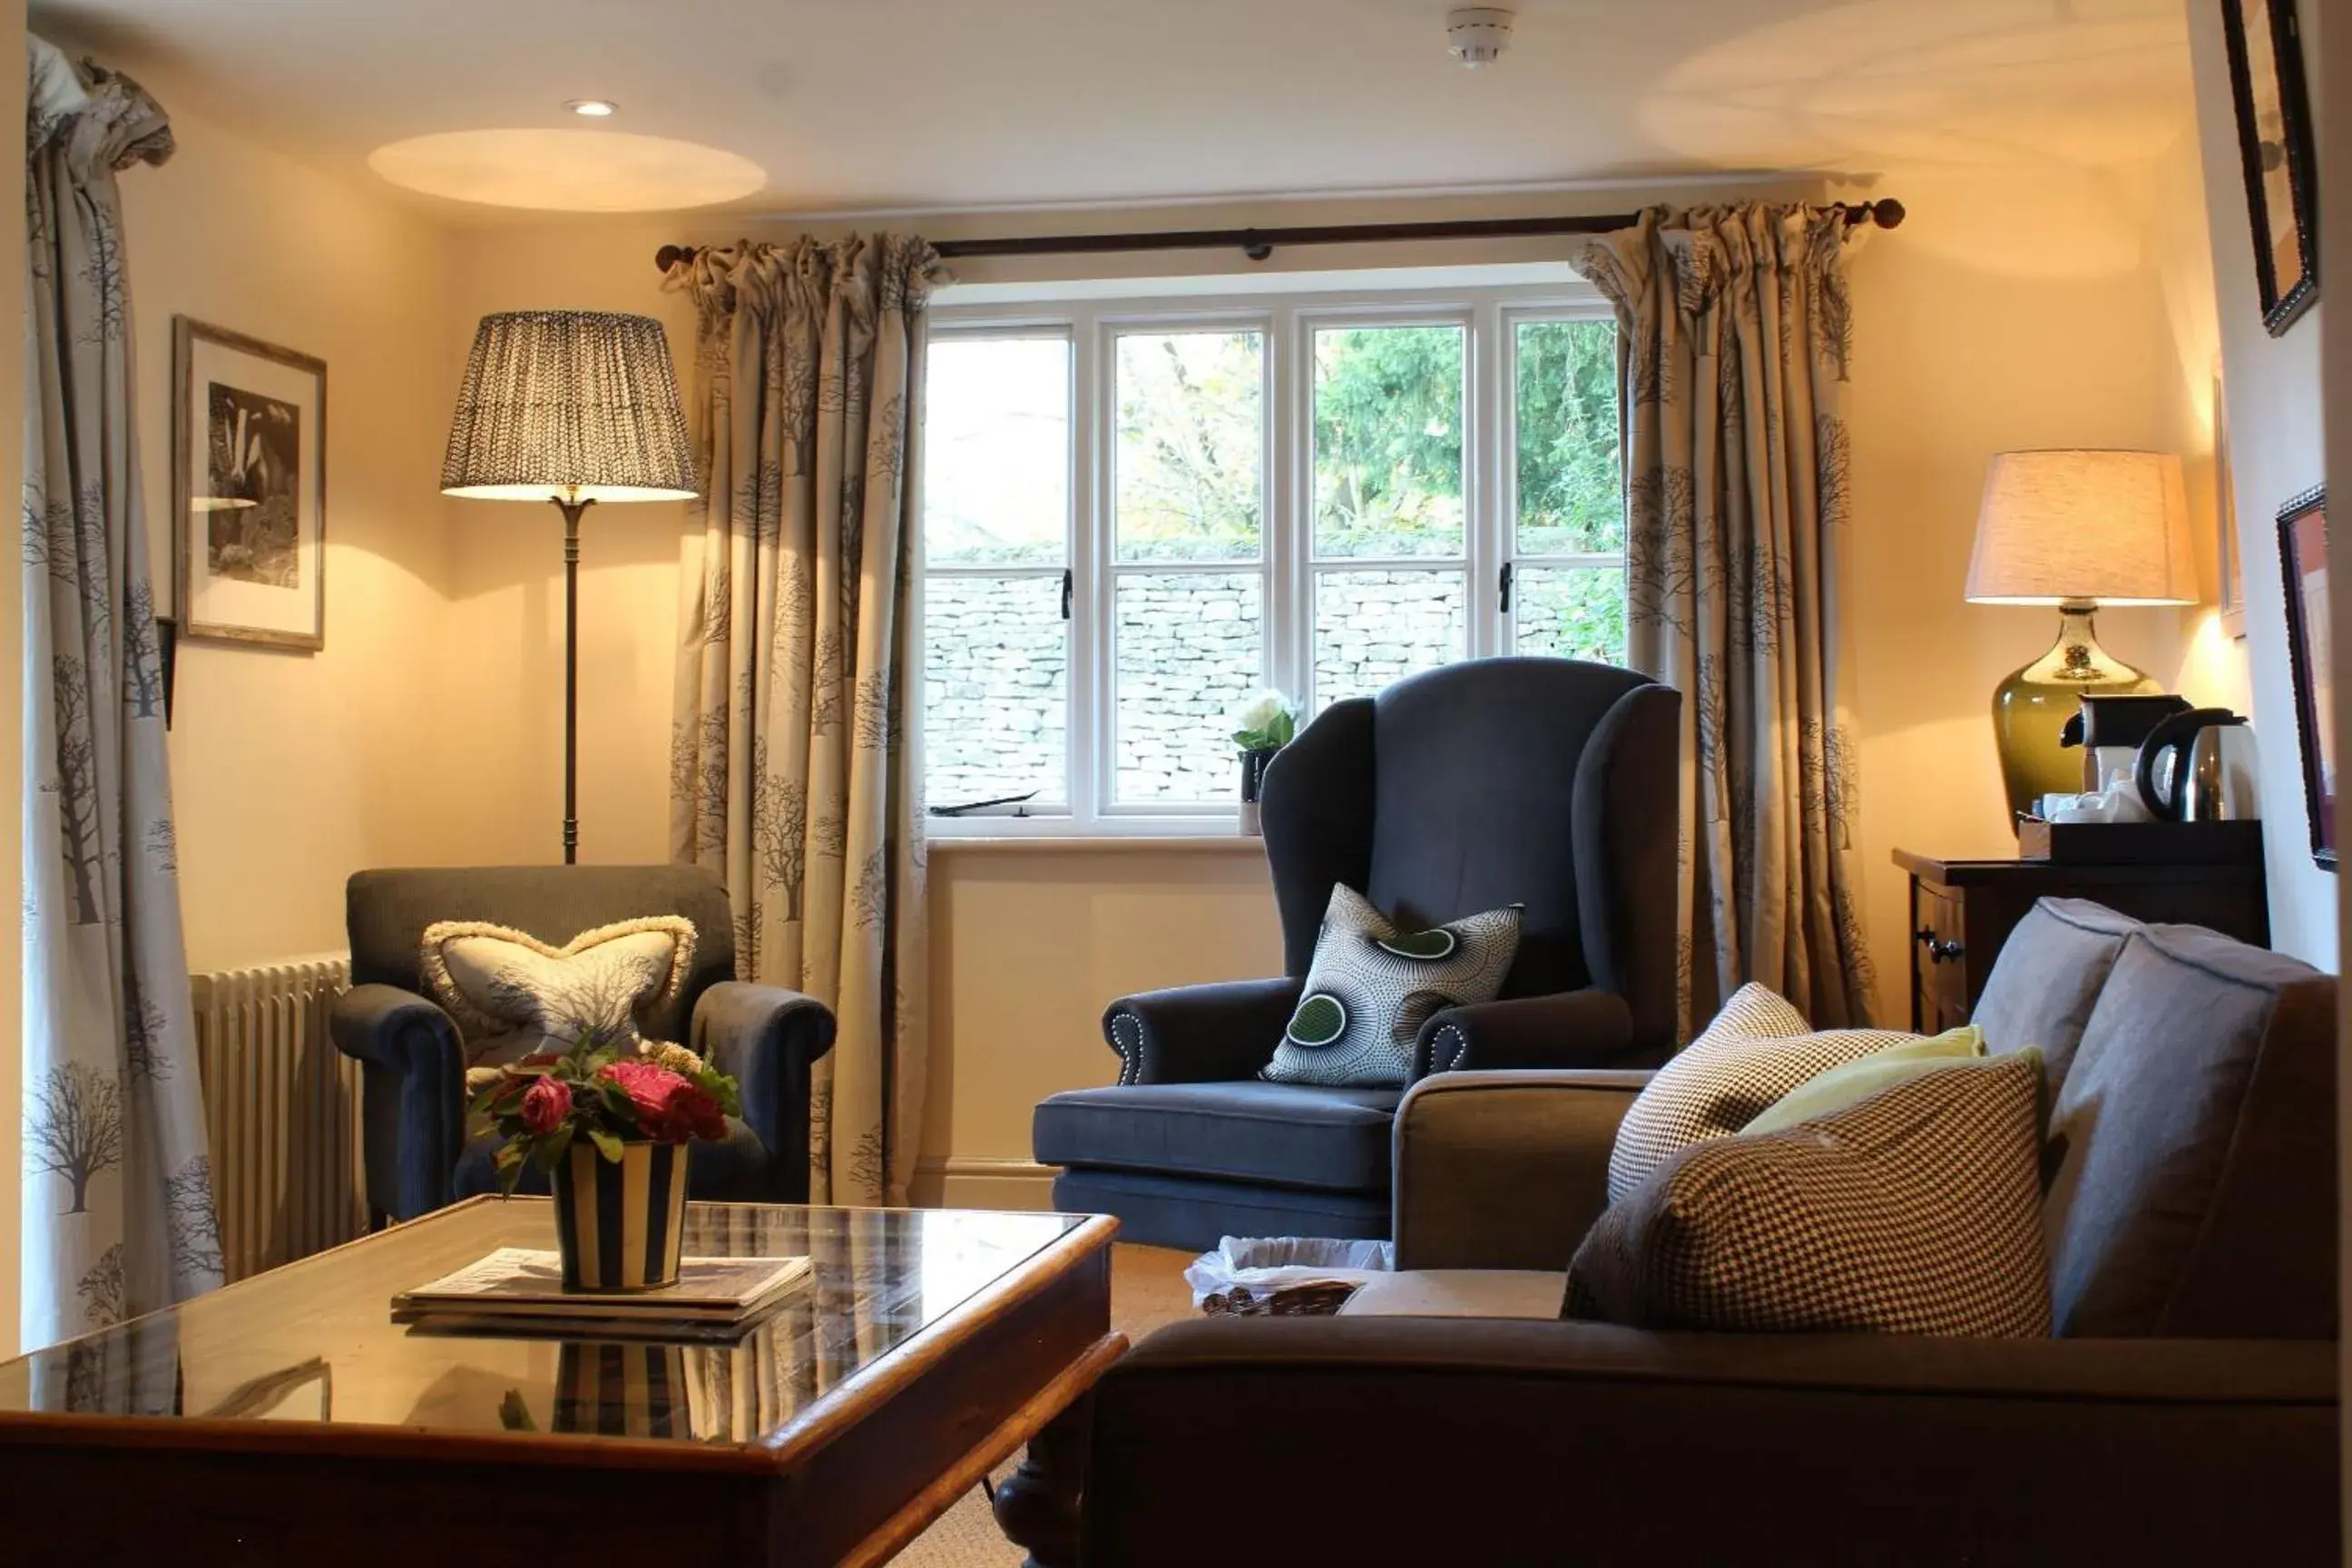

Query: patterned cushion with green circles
[1262,885,1523,1087]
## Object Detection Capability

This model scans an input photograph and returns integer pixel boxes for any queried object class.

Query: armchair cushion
[1605,984,1925,1203]
[419,916,697,1064]
[1408,987,1636,1081]
[1969,897,2139,1092]
[1035,1081,1400,1192]
[1263,884,1521,1087]
[2043,924,2336,1339]
[1569,1051,2052,1338]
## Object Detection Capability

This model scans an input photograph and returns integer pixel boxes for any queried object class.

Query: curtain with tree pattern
[666,236,942,1206]
[1573,205,1877,1034]
[22,38,217,1351]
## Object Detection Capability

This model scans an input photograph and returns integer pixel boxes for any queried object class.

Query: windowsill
[929,834,1267,855]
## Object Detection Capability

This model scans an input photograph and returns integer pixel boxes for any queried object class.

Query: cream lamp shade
[440,310,696,502]
[1964,449,2197,606]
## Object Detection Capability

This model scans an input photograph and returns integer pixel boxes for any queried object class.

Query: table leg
[992,1394,1091,1568]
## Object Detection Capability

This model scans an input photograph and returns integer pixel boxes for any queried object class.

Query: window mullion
[1072,306,1104,829]
[1269,300,1306,710]
[1467,298,1504,660]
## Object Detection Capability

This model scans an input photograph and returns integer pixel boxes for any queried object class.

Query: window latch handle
[1061,568,1073,621]
[1498,561,1514,613]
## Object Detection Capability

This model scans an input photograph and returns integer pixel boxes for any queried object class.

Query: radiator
[190,956,364,1284]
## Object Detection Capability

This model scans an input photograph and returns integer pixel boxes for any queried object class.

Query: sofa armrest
[329,984,466,1221]
[1409,988,1637,1080]
[1102,977,1304,1085]
[691,982,838,1192]
[1084,1319,2338,1567]
[1391,1069,1651,1270]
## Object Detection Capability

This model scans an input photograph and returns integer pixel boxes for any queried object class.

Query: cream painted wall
[1844,153,2244,1003]
[120,105,480,972]
[916,844,1281,1202]
[2185,0,2336,969]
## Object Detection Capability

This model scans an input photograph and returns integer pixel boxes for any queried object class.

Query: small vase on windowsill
[1238,746,1279,836]
[1227,689,1299,838]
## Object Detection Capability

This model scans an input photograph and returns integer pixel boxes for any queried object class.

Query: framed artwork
[2215,367,2245,639]
[2276,485,2334,870]
[2220,0,2318,336]
[172,318,327,651]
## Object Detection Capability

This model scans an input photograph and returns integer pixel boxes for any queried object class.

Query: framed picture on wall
[2215,365,2246,640]
[172,317,327,652]
[2276,485,2334,870]
[2220,0,2318,336]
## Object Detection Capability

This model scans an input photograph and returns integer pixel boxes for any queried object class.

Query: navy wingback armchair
[331,865,834,1224]
[1033,658,1681,1250]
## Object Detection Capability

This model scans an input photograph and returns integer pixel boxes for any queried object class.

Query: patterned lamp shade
[440,310,697,503]
[1964,449,2196,606]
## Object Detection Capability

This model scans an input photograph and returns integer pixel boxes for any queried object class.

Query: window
[919,286,1622,831]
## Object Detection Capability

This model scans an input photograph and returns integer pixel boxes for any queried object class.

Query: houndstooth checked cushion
[1261,884,1522,1087]
[1565,1050,2052,1338]
[1606,983,1929,1203]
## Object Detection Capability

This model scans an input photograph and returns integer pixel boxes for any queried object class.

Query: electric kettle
[2133,708,2260,822]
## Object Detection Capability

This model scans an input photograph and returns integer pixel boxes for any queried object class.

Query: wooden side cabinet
[1895,849,2270,1034]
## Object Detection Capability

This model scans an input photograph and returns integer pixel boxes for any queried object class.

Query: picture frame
[2215,366,2245,640]
[2276,485,2334,870]
[172,318,327,651]
[2220,0,2318,337]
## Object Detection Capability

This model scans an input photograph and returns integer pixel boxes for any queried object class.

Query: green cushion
[1740,1024,1984,1137]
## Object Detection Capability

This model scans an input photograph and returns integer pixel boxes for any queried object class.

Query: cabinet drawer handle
[1914,926,1963,964]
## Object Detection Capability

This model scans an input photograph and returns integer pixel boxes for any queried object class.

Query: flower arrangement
[1230,689,1299,754]
[466,1033,741,1193]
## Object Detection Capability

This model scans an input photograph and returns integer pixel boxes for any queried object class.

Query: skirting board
[910,1157,1060,1211]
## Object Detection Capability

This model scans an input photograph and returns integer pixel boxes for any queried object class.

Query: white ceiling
[31,0,2197,215]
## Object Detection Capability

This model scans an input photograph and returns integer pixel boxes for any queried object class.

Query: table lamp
[1965,449,2197,823]
[442,310,697,862]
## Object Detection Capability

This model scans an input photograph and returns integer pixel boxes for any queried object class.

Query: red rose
[597,1060,728,1144]
[519,1075,573,1135]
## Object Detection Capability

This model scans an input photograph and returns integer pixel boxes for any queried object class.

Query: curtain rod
[652,197,1904,271]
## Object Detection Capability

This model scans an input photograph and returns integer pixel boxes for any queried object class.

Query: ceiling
[31,0,2198,215]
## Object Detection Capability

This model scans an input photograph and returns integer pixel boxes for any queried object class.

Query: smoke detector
[1446,7,1514,68]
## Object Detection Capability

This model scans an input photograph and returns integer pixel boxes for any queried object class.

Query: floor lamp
[441,310,697,863]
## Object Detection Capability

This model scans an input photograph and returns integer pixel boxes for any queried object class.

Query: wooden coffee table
[0,1198,1120,1566]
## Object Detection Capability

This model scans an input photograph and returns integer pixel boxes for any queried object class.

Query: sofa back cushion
[1969,897,2138,1093]
[2043,923,2336,1338]
[348,865,737,1045]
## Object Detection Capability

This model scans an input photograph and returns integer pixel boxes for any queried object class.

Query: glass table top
[0,1200,1089,1448]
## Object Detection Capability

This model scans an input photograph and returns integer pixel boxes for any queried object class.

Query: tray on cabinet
[2015,818,2264,866]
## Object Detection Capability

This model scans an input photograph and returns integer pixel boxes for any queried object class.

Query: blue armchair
[330,865,834,1224]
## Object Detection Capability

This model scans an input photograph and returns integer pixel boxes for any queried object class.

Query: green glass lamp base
[1990,600,2160,826]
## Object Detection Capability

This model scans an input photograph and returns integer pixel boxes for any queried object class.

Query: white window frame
[922,279,1617,838]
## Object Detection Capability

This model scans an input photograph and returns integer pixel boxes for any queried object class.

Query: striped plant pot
[552,1141,689,1292]
[552,1341,691,1436]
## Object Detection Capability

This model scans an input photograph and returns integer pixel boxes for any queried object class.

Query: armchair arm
[691,982,837,1200]
[329,984,466,1222]
[1408,987,1637,1081]
[1102,977,1304,1085]
[1085,1319,2337,1567]
[1391,1068,1651,1270]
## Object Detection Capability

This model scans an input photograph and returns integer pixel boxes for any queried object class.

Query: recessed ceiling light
[565,99,619,118]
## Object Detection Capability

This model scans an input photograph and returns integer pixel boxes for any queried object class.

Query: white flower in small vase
[1228,690,1298,836]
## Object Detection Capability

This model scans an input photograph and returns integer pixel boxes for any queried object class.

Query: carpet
[891,1244,1198,1566]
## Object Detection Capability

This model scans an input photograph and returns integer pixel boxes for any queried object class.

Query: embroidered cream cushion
[420,916,696,1065]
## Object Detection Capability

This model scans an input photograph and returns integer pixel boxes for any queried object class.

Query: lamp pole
[552,489,595,865]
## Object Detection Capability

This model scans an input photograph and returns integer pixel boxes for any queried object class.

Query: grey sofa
[330,865,835,1224]
[1034,657,1681,1250]
[1077,901,2339,1563]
